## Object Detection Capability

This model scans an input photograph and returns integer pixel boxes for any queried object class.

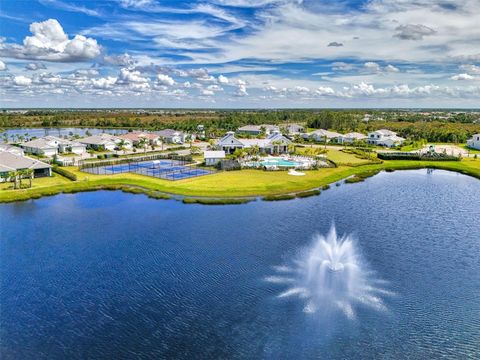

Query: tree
[190,146,201,156]
[8,171,19,189]
[138,138,148,154]
[117,139,127,155]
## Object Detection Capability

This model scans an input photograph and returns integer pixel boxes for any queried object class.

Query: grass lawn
[326,149,376,166]
[1,158,479,202]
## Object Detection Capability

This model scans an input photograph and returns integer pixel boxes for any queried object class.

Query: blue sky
[0,0,479,108]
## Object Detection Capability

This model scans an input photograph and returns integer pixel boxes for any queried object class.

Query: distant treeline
[1,110,479,143]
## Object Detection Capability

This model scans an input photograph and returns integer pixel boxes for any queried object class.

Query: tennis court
[81,159,214,180]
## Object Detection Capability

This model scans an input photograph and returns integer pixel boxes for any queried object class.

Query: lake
[0,128,128,141]
[1,170,479,359]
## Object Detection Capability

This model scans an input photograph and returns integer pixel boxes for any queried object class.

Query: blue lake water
[0,127,128,141]
[1,169,479,359]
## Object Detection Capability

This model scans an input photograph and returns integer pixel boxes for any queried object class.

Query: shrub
[52,166,77,181]
[262,194,296,201]
[295,190,321,198]
[322,184,330,190]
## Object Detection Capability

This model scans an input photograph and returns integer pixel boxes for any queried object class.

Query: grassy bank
[0,158,479,203]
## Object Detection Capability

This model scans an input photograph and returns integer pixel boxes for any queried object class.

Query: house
[367,129,405,147]
[338,132,368,144]
[204,150,226,166]
[467,133,480,150]
[157,129,185,144]
[0,144,24,156]
[21,136,86,156]
[237,125,262,136]
[79,134,131,151]
[285,123,305,135]
[0,151,52,181]
[217,131,291,154]
[118,132,161,146]
[237,124,280,136]
[303,129,343,143]
[21,137,59,156]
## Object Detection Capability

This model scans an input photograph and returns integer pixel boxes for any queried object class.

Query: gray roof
[79,134,119,145]
[0,152,51,172]
[237,125,261,132]
[22,137,59,149]
[157,129,184,137]
[0,144,24,156]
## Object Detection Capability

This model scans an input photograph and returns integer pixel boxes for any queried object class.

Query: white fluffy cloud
[0,60,6,71]
[218,74,229,84]
[118,68,148,83]
[157,74,175,86]
[3,19,101,62]
[450,73,475,81]
[13,75,32,86]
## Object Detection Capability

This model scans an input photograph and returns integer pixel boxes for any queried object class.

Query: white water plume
[266,226,393,319]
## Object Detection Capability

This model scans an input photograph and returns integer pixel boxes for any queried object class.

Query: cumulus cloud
[0,60,6,71]
[75,69,99,77]
[218,74,229,84]
[2,19,101,62]
[362,62,382,73]
[384,64,400,73]
[25,62,47,70]
[118,68,148,83]
[393,24,436,40]
[101,53,136,67]
[450,73,475,80]
[235,84,248,96]
[13,75,32,86]
[91,76,117,89]
[157,74,175,86]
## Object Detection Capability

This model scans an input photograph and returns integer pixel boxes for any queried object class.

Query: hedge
[52,166,77,181]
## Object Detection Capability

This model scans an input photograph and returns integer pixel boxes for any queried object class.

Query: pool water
[259,158,300,167]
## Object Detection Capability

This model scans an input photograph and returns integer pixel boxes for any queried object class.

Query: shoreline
[1,160,479,204]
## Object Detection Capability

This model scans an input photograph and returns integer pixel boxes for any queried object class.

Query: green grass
[1,158,479,203]
[327,149,376,166]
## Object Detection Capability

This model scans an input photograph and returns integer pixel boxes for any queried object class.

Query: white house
[157,129,185,144]
[237,124,280,136]
[0,151,52,181]
[21,137,59,156]
[204,150,226,166]
[338,132,368,144]
[285,123,305,135]
[467,133,480,150]
[21,136,87,156]
[303,129,343,142]
[367,129,405,147]
[217,131,291,154]
[79,134,130,151]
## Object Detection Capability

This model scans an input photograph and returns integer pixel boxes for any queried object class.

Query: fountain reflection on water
[266,226,393,319]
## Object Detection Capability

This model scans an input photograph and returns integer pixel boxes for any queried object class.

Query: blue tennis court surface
[81,160,214,180]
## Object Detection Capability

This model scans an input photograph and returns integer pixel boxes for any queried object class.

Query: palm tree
[24,169,34,188]
[117,139,127,155]
[8,171,19,189]
[138,138,148,154]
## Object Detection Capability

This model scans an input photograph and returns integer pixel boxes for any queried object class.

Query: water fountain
[266,226,393,319]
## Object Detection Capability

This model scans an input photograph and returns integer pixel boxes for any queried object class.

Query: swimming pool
[260,158,300,167]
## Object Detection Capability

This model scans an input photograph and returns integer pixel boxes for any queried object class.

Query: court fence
[79,156,215,181]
